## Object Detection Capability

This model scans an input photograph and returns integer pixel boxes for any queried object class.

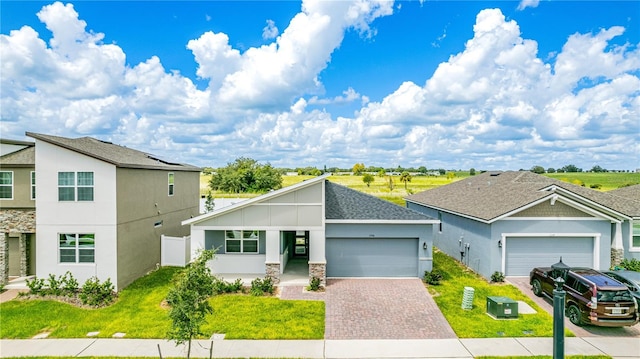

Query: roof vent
[490,173,500,177]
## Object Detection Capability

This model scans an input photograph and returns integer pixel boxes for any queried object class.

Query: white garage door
[326,238,418,277]
[505,236,594,276]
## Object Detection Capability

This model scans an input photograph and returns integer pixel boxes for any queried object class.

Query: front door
[294,230,309,258]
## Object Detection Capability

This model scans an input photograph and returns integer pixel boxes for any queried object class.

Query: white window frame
[0,171,13,200]
[58,171,94,202]
[631,220,640,252]
[168,172,175,196]
[58,233,95,263]
[30,171,36,200]
[225,230,259,254]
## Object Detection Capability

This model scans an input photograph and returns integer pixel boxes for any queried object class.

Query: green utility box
[487,296,518,318]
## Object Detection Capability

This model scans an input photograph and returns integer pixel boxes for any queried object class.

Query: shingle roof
[608,184,640,217]
[405,171,640,221]
[0,146,35,167]
[325,180,434,221]
[26,132,200,172]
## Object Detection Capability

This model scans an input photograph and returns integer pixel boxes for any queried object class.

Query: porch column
[0,232,8,285]
[264,230,280,284]
[19,233,28,277]
[611,221,624,267]
[308,229,326,287]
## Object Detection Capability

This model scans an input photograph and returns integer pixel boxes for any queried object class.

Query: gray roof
[0,146,35,167]
[26,132,200,172]
[325,180,434,221]
[608,184,640,217]
[405,171,640,221]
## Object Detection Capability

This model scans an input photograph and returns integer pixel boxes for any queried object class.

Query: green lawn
[0,267,324,339]
[428,249,569,338]
[544,172,639,191]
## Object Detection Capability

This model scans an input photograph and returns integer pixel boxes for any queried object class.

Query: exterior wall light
[498,240,502,248]
[423,242,427,250]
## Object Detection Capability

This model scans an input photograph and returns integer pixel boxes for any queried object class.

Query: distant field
[201,172,470,206]
[543,172,639,191]
[201,171,639,206]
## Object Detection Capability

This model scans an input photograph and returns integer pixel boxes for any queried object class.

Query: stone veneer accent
[19,234,28,277]
[0,209,36,233]
[0,233,8,285]
[309,262,326,287]
[265,263,281,284]
[611,248,624,267]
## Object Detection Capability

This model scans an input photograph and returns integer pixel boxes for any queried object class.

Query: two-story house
[0,139,37,284]
[25,133,201,290]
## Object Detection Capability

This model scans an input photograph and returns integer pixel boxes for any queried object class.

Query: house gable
[510,199,595,218]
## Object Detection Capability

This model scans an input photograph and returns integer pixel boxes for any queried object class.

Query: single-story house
[183,174,438,284]
[405,171,640,279]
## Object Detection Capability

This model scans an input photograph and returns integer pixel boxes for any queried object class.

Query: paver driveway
[324,278,457,339]
[508,277,640,338]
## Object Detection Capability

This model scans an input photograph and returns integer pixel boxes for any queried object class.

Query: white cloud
[517,0,540,11]
[1,2,638,171]
[262,19,279,40]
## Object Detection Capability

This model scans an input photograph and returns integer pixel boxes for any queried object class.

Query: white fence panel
[161,235,191,267]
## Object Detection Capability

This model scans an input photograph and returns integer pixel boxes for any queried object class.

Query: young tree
[387,176,395,191]
[166,250,215,359]
[377,169,386,177]
[204,191,215,213]
[399,171,412,189]
[362,173,374,187]
[469,168,476,176]
[530,165,545,174]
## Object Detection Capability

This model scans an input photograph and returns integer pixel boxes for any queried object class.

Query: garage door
[326,238,418,277]
[505,236,594,276]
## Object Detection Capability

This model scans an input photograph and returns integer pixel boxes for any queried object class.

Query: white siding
[34,140,118,287]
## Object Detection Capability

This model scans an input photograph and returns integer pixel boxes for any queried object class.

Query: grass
[544,172,639,191]
[0,267,324,340]
[428,249,570,338]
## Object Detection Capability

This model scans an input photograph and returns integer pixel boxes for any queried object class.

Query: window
[168,173,175,196]
[225,230,259,253]
[30,171,36,200]
[632,221,640,248]
[58,172,94,201]
[0,171,13,199]
[59,233,95,263]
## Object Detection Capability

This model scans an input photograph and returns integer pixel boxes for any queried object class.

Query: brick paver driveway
[324,278,457,339]
[508,277,640,337]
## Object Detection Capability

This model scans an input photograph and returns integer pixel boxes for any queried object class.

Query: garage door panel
[506,237,593,276]
[327,238,418,277]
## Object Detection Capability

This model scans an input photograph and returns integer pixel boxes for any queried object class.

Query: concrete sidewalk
[1,337,638,358]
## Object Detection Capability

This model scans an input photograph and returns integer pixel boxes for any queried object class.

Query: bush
[212,277,243,294]
[26,277,46,295]
[79,277,115,307]
[490,271,505,283]
[424,269,444,285]
[250,277,275,296]
[590,183,602,189]
[307,276,322,291]
[618,258,640,272]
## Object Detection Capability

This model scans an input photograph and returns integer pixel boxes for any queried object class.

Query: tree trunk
[187,335,192,359]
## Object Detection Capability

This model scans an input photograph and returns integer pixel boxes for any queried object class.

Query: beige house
[0,139,37,284]
[6,133,202,290]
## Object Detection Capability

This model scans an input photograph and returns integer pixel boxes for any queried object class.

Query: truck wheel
[567,305,583,326]
[532,279,543,297]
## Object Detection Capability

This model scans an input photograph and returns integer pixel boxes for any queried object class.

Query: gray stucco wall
[325,222,433,275]
[617,220,640,261]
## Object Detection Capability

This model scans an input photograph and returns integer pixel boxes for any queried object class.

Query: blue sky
[1,1,639,171]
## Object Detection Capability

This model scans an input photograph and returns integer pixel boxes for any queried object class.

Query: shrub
[250,277,274,296]
[60,271,79,296]
[212,277,243,294]
[79,277,115,307]
[47,273,63,296]
[589,183,602,189]
[490,271,505,283]
[424,269,444,285]
[26,277,46,295]
[618,258,640,272]
[307,276,322,291]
